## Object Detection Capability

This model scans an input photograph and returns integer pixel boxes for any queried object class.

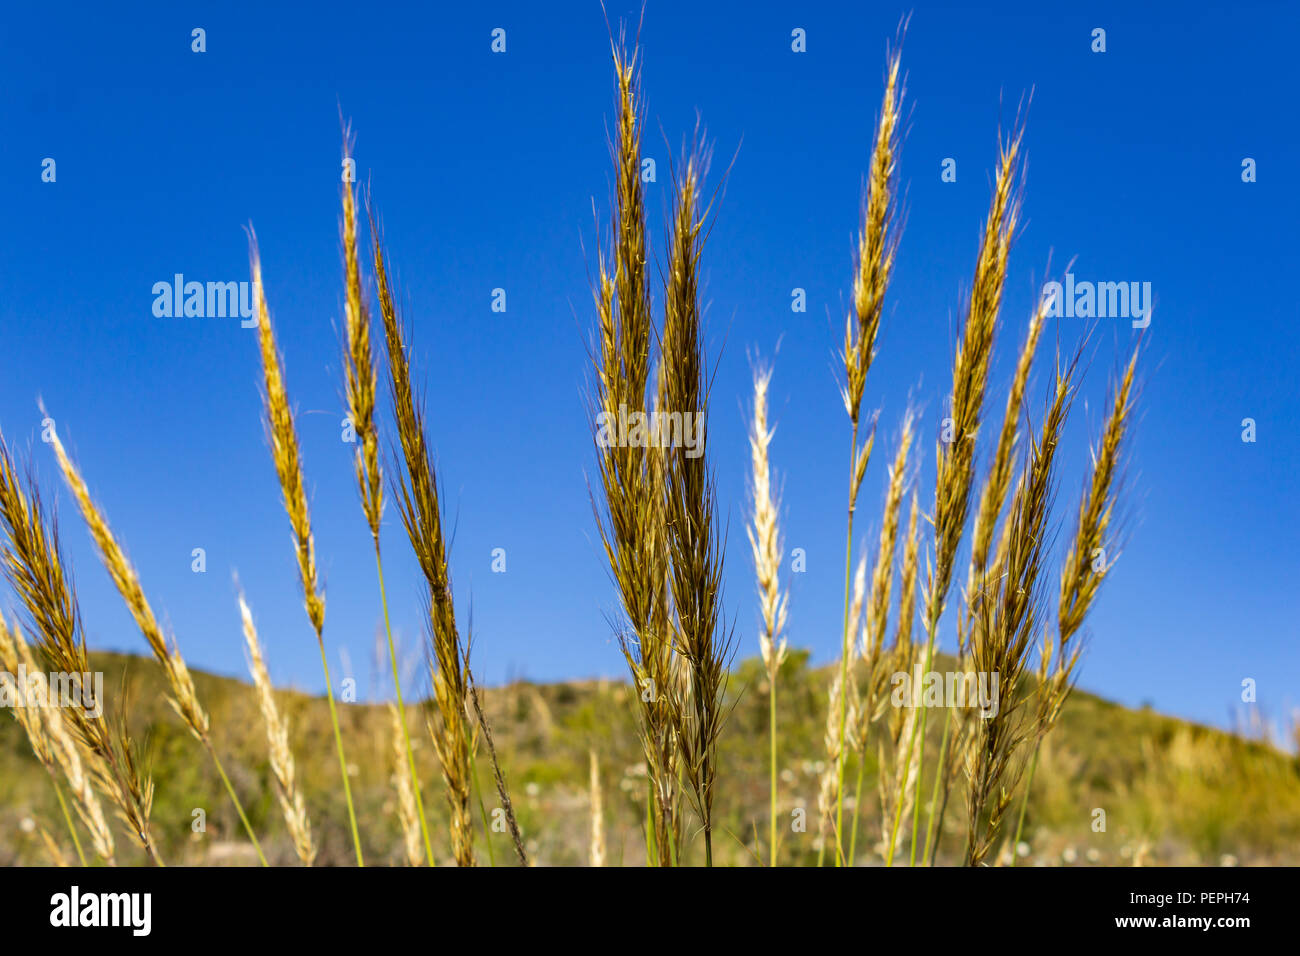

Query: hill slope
[2,650,1296,865]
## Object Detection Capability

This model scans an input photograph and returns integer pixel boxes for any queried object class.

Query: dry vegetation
[0,31,1295,868]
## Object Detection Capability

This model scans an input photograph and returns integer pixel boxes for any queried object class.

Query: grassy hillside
[2,649,1297,866]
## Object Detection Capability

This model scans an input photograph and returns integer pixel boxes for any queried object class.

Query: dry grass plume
[239,593,316,866]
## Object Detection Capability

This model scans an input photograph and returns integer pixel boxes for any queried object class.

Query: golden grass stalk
[748,365,789,680]
[964,355,1075,866]
[388,703,423,866]
[45,425,208,733]
[1010,346,1138,859]
[370,218,476,867]
[610,48,654,409]
[44,419,267,865]
[841,50,902,428]
[239,594,316,866]
[0,437,161,864]
[340,139,383,542]
[340,151,434,867]
[249,239,364,866]
[747,363,788,866]
[589,749,606,867]
[589,38,679,866]
[832,47,902,865]
[660,154,731,867]
[1055,347,1138,665]
[888,131,1022,866]
[1,613,115,864]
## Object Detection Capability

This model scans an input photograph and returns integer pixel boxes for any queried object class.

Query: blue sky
[1,1,1296,732]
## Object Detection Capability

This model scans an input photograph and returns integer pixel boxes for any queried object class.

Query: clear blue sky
[1,1,1296,732]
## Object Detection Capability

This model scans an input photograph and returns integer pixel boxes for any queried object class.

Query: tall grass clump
[0,26,1156,871]
[0,436,162,864]
[588,38,679,866]
[248,238,365,866]
[589,34,733,865]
